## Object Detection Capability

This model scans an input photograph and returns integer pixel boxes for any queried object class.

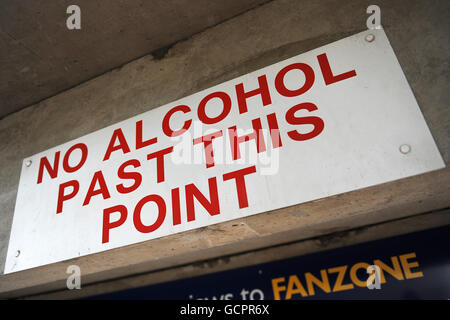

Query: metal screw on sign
[15,250,20,257]
[25,159,32,167]
[399,144,411,154]
[365,34,375,42]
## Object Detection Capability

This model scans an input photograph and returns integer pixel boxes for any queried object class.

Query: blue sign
[89,225,450,299]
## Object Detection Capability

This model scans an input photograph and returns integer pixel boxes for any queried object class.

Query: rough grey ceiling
[0,0,268,119]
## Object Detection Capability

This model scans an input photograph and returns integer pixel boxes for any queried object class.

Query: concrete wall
[0,0,269,118]
[0,0,449,294]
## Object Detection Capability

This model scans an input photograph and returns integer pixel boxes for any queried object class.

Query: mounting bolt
[15,250,20,257]
[365,34,375,42]
[25,160,32,167]
[399,144,411,154]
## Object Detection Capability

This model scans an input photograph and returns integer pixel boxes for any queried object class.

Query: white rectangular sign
[5,29,444,273]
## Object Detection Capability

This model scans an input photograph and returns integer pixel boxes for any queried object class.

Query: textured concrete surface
[0,0,449,292]
[0,0,268,118]
[24,209,450,299]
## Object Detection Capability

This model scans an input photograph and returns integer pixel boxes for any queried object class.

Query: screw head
[15,250,20,257]
[25,160,32,167]
[399,144,411,154]
[365,34,375,42]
